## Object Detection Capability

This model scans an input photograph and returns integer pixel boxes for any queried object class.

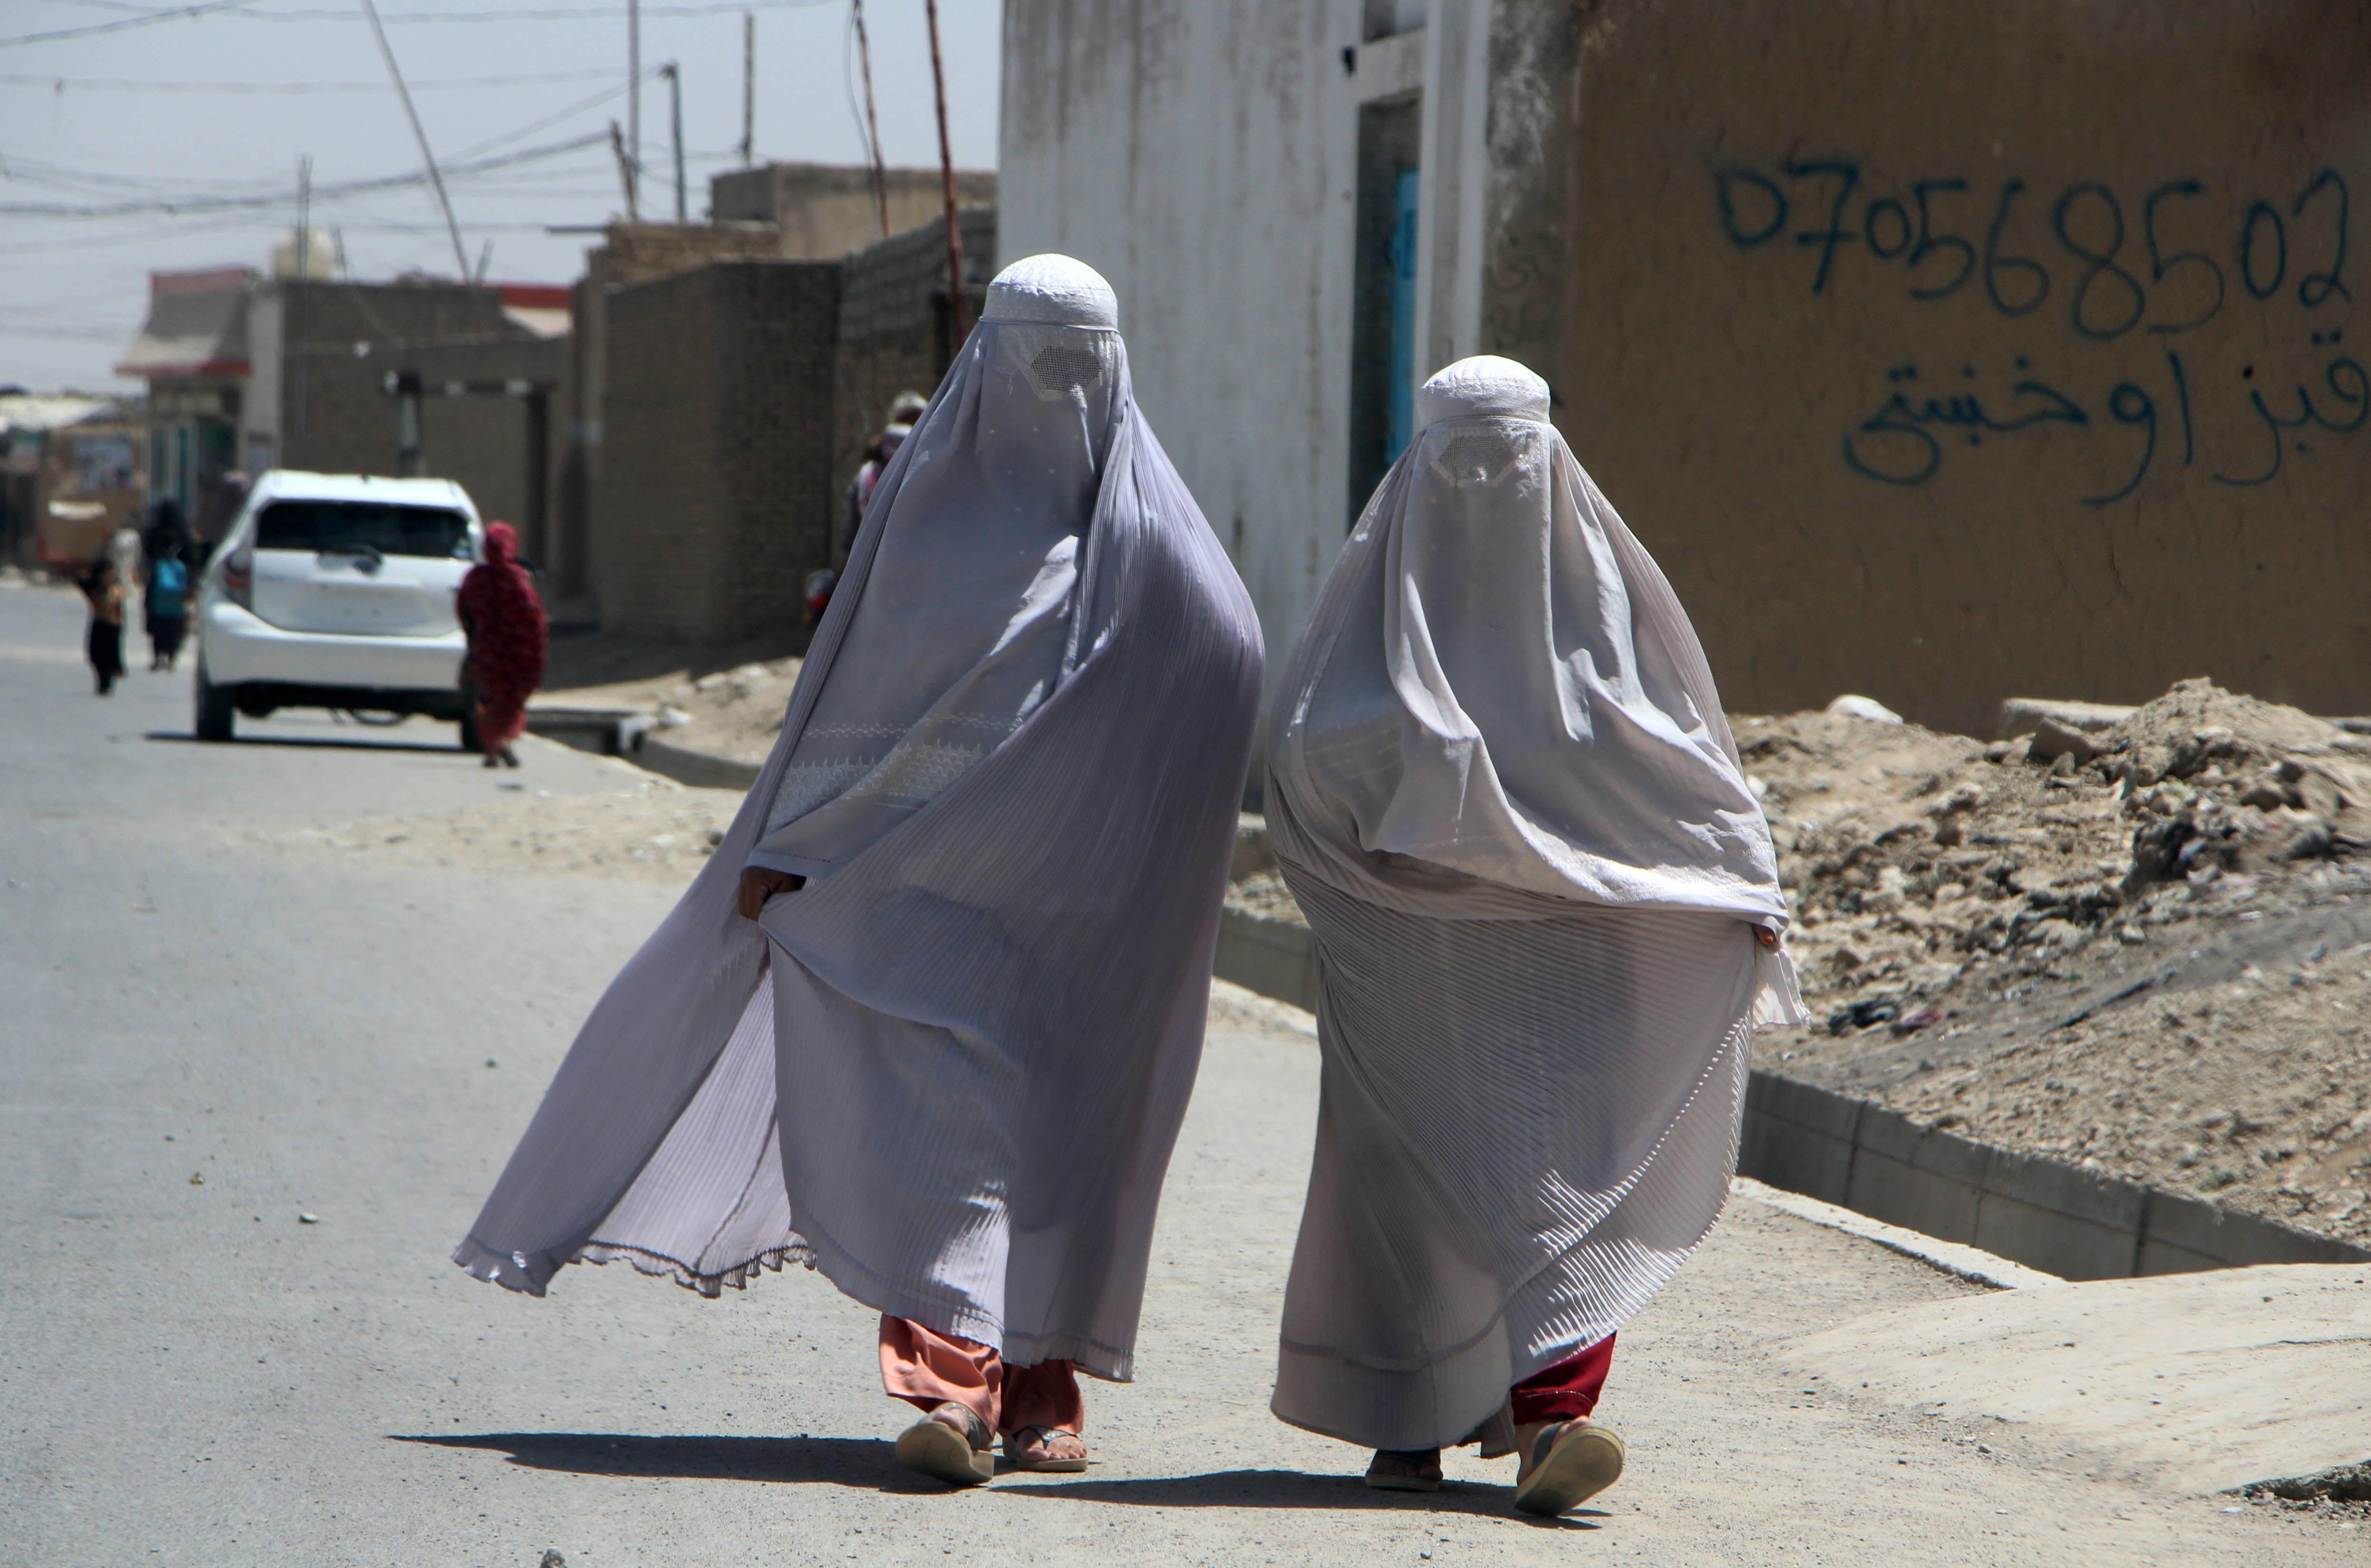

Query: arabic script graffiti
[1714,159,2360,501]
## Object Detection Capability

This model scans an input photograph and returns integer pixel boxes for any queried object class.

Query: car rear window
[254,500,472,560]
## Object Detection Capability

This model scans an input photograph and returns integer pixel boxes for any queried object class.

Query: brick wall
[272,280,565,564]
[831,206,996,536]
[710,162,995,258]
[592,260,842,641]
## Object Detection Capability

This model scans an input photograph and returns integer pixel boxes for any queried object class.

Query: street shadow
[143,729,468,755]
[393,1432,932,1492]
[995,1468,1602,1527]
[397,1436,1604,1522]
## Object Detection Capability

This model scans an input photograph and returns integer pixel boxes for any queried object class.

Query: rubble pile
[1225,680,2371,1248]
[1748,679,2371,1019]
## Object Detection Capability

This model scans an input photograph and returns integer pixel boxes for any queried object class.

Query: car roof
[250,470,477,514]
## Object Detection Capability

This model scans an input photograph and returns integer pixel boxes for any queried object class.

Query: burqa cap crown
[984,254,1119,328]
[1416,355,1550,427]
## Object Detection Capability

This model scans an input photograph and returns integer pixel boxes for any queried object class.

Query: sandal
[1511,1420,1624,1517]
[1002,1423,1088,1473]
[895,1401,995,1487]
[1364,1448,1443,1492]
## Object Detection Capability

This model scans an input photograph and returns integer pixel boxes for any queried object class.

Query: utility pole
[627,0,641,216]
[739,11,754,167]
[608,119,637,218]
[663,62,686,223]
[294,154,311,278]
[852,0,888,239]
[358,0,470,282]
[924,0,965,344]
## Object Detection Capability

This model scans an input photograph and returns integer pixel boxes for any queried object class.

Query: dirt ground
[538,627,805,767]
[1237,680,2371,1252]
[272,769,745,885]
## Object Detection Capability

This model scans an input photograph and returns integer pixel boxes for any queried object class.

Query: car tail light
[220,544,253,609]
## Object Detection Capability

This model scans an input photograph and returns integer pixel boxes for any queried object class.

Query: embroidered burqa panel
[455,256,1264,1380]
[1265,356,1803,1449]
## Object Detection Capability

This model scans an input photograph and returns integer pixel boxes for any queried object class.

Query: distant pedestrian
[454,256,1262,1491]
[454,521,545,769]
[108,515,142,623]
[836,389,930,563]
[1264,357,1801,1517]
[142,502,191,672]
[82,558,126,696]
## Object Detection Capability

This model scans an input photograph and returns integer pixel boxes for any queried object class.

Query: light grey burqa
[1266,356,1802,1450]
[456,256,1264,1380]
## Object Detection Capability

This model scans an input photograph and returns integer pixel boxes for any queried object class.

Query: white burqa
[455,256,1264,1380]
[1266,356,1803,1451]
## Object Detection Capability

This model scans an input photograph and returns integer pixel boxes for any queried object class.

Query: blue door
[1386,166,1420,464]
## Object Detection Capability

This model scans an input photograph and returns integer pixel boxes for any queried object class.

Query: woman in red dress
[455,521,546,768]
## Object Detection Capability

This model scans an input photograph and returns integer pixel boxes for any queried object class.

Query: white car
[193,470,485,745]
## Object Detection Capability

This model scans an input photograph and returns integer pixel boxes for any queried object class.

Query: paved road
[0,580,2350,1566]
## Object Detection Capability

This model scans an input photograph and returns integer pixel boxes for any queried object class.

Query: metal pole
[852,0,889,239]
[924,0,965,345]
[608,119,637,218]
[357,0,470,281]
[294,154,311,278]
[740,10,754,167]
[627,0,641,218]
[665,62,686,223]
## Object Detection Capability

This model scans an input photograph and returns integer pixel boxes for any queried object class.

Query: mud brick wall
[592,259,842,641]
[1487,0,2371,733]
[831,206,995,539]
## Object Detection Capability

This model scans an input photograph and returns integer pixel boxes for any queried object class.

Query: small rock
[1827,694,1904,725]
[540,1554,567,1568]
[485,1058,499,1068]
[187,1172,204,1186]
[299,1212,319,1224]
[1891,1004,1945,1035]
[2027,716,2099,767]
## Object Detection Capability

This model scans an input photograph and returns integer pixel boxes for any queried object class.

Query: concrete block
[1982,1144,2147,1233]
[1844,1144,1983,1246]
[2135,1235,2226,1276]
[1857,1107,1994,1189]
[1744,1071,1863,1145]
[2142,1190,2371,1269]
[635,735,760,791]
[1215,906,1318,1011]
[1971,1191,2138,1281]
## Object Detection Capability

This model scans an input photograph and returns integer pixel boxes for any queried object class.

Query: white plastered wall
[998,1,1494,711]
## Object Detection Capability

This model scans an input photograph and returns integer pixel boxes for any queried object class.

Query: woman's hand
[737,867,806,920]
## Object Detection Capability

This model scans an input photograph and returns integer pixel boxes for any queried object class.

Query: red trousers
[878,1315,1085,1437]
[1507,1333,1616,1427]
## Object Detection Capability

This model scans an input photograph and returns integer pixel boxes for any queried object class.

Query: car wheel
[457,712,483,755]
[194,667,235,743]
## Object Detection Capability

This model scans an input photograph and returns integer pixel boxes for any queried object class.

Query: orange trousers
[878,1315,1085,1437]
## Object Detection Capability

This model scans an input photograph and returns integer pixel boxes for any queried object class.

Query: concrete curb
[1208,906,2370,1282]
[1729,1176,2063,1290]
[630,735,761,791]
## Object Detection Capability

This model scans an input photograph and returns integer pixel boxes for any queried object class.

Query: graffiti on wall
[1713,160,2359,504]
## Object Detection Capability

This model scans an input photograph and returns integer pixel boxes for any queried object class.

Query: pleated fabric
[1266,356,1802,1450]
[454,255,1265,1383]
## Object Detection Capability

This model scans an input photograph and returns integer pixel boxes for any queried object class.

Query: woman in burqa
[1264,356,1801,1516]
[455,255,1264,1486]
[456,521,546,768]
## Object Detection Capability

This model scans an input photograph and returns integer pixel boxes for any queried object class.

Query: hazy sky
[0,0,1003,392]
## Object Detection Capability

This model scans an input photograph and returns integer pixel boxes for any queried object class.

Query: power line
[0,0,253,50]
[0,67,630,93]
[0,131,607,218]
[5,0,836,40]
